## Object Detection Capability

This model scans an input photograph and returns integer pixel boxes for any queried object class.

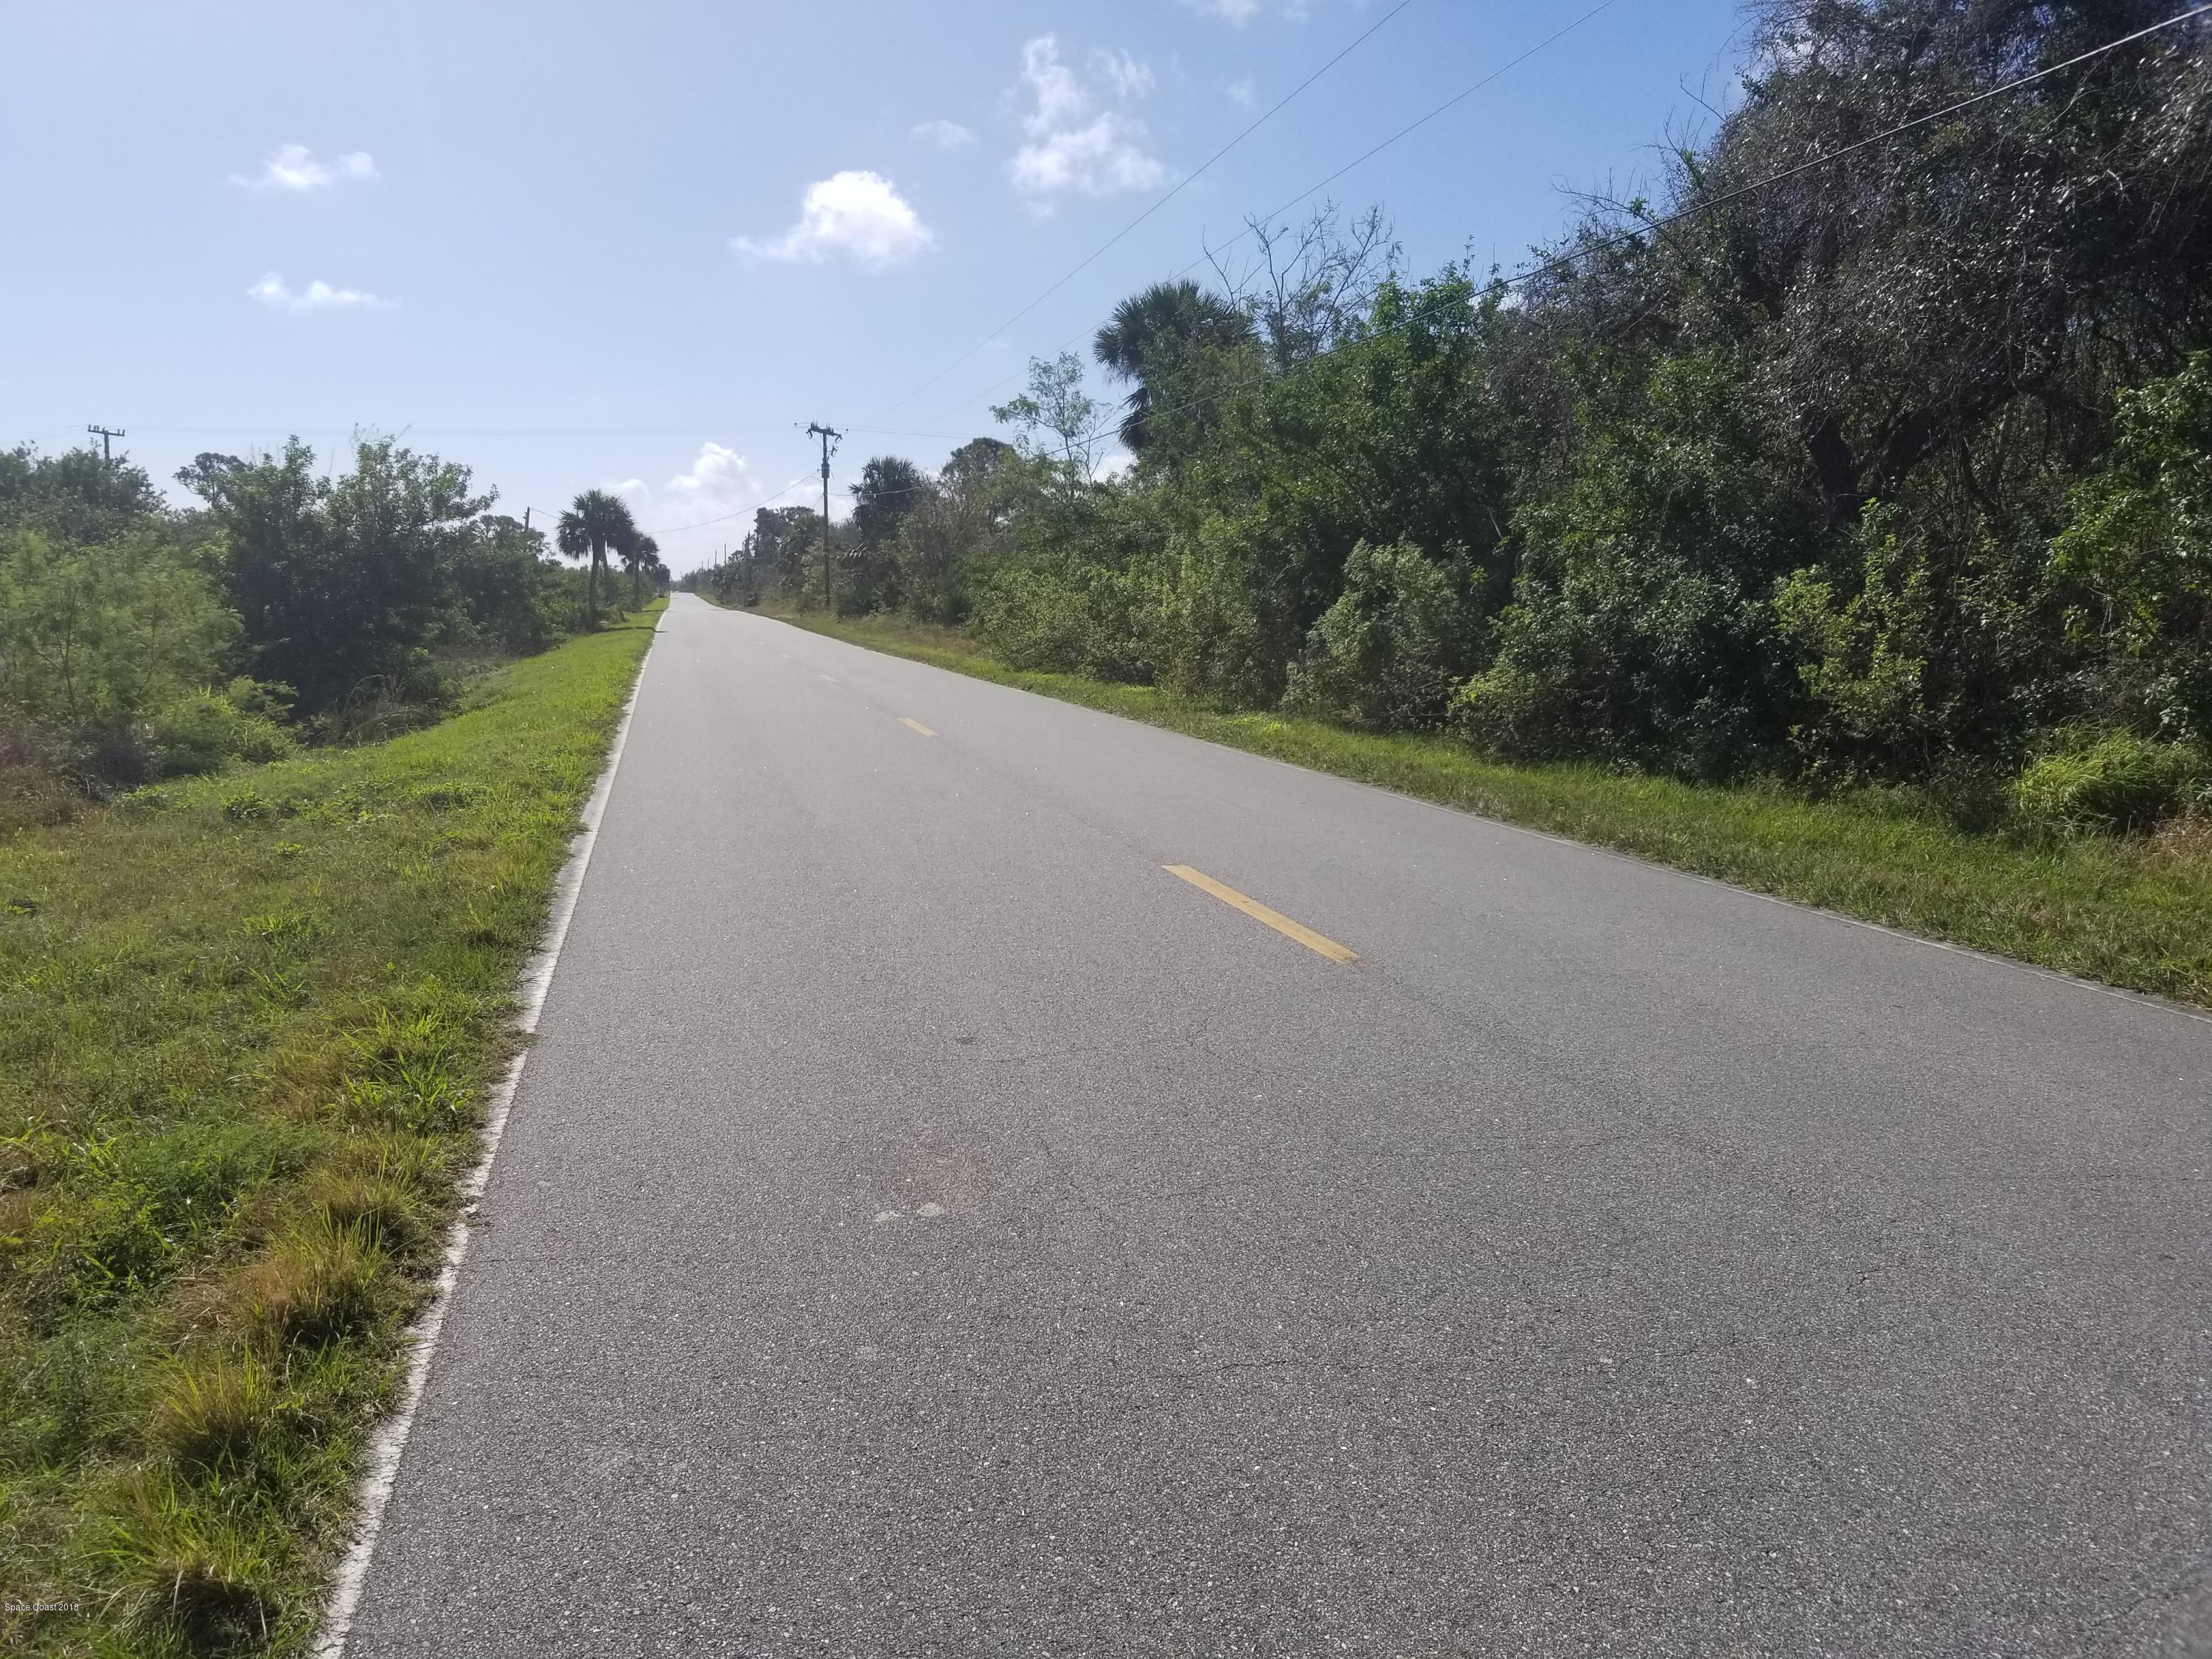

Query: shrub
[104,1474,279,1649]
[147,681,298,776]
[1283,539,1474,729]
[230,1223,385,1347]
[975,552,1159,684]
[302,1167,430,1253]
[0,524,241,786]
[2012,732,2206,834]
[448,527,574,656]
[179,438,489,720]
[2053,352,2212,742]
[153,1352,279,1473]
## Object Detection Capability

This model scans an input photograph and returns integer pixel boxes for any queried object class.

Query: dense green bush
[2052,352,2212,744]
[2013,733,2207,834]
[974,483,1167,684]
[0,443,165,543]
[1284,539,1475,729]
[146,682,298,776]
[0,527,237,734]
[448,518,580,656]
[1,437,599,801]
[178,438,487,719]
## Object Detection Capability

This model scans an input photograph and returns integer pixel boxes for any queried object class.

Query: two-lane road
[343,594,2212,1656]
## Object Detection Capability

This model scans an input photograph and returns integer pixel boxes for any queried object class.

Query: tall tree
[892,438,1020,624]
[1093,279,1254,452]
[847,456,932,613]
[850,456,932,549]
[992,352,1104,494]
[179,437,488,715]
[2,442,165,543]
[616,529,659,608]
[557,488,635,629]
[1206,202,1397,374]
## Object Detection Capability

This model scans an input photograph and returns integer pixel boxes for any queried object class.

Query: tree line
[0,437,667,815]
[695,0,2211,835]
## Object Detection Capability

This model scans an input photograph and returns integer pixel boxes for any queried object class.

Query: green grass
[0,606,661,1658]
[745,602,2212,1011]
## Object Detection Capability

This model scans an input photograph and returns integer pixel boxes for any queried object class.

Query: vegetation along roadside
[0,604,661,1657]
[683,1,2212,1015]
[737,600,2212,1013]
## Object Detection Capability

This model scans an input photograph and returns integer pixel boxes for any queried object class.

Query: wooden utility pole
[87,424,125,463]
[806,422,842,612]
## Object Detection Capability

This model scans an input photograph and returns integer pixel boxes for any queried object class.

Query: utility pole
[87,424,125,464]
[806,422,843,612]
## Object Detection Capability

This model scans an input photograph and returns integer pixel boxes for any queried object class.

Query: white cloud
[232,143,379,192]
[911,119,976,150]
[1090,48,1155,101]
[600,445,791,574]
[732,170,933,269]
[1185,0,1266,21]
[1007,37,1166,209]
[1225,77,1257,107]
[663,442,760,512]
[246,272,395,312]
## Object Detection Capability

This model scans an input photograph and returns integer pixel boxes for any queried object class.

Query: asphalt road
[344,594,2212,1657]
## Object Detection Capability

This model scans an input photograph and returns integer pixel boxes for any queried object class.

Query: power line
[107,422,971,441]
[1026,0,2212,468]
[869,0,1422,423]
[922,0,1628,426]
[746,0,2201,538]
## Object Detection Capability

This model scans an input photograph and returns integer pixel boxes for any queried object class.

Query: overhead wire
[109,422,971,442]
[1012,0,2212,469]
[925,0,1629,427]
[867,0,1423,422]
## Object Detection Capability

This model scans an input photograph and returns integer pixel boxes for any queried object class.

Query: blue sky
[3,0,1750,572]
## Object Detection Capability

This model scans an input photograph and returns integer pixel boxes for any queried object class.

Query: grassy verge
[0,605,661,1657]
[740,601,2212,1011]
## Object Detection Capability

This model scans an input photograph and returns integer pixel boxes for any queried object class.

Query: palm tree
[1093,279,1253,452]
[557,488,636,629]
[620,532,659,608]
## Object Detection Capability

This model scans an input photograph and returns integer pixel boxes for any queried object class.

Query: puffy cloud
[601,445,792,574]
[1007,37,1166,209]
[911,119,977,150]
[1225,77,1258,108]
[663,442,759,511]
[232,144,378,192]
[1184,0,1267,21]
[732,170,933,270]
[246,272,395,312]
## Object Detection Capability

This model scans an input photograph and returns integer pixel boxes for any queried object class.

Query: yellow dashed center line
[900,718,937,737]
[1163,866,1358,963]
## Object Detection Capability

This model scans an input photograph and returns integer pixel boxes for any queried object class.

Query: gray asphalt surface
[345,594,2212,1657]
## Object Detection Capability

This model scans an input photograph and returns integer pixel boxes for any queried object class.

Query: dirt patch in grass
[0,607,660,1656]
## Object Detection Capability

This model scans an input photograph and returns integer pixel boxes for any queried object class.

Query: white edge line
[311,613,662,1657]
